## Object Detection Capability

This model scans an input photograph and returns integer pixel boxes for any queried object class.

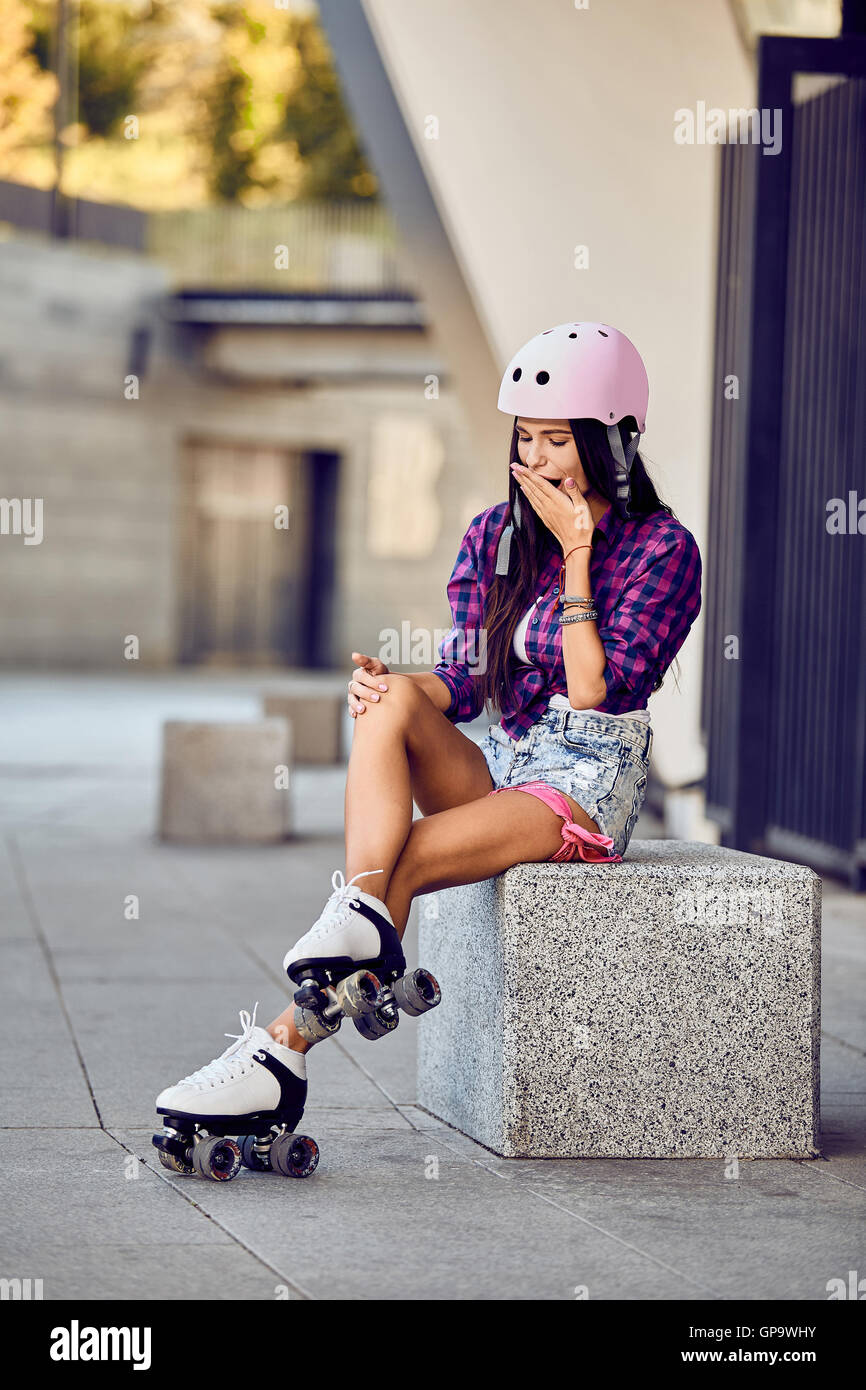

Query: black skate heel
[287,912,442,1044]
[152,1048,319,1182]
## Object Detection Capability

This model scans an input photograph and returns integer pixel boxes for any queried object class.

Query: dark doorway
[179,439,339,667]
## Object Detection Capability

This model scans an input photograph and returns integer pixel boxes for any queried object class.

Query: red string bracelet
[557,544,592,600]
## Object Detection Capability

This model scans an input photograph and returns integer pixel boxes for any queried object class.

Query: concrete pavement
[0,673,863,1300]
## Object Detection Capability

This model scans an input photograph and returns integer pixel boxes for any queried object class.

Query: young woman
[152,321,702,1181]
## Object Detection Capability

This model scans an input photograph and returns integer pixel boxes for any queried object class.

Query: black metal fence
[703,36,866,889]
[0,179,147,249]
[702,139,756,839]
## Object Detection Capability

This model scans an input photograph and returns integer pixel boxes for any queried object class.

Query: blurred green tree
[201,5,259,203]
[0,0,57,176]
[76,1,152,138]
[7,0,378,208]
[279,10,377,201]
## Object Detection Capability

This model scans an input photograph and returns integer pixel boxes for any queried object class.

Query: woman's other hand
[348,651,391,717]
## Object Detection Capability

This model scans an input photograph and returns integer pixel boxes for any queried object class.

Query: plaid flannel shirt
[432,500,702,740]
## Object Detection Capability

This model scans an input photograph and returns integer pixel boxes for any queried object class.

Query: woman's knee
[355,671,423,726]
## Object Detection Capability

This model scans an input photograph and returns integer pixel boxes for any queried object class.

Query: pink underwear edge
[487,780,622,863]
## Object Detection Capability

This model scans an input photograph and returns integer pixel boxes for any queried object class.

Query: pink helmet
[497,321,648,430]
[494,322,649,573]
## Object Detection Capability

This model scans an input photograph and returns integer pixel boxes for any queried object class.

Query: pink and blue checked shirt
[432,500,702,740]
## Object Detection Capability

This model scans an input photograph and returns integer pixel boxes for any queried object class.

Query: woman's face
[515,417,589,492]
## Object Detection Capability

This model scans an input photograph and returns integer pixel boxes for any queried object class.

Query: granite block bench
[416,840,821,1159]
[158,719,292,844]
[262,692,344,765]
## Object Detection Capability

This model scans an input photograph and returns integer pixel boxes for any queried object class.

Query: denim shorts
[476,708,653,860]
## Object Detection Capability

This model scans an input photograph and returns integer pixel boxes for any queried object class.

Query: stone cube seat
[158,719,292,844]
[262,693,344,765]
[417,840,821,1159]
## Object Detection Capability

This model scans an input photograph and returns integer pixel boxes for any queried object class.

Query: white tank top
[512,602,651,728]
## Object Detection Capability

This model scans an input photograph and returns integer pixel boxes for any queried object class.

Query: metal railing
[701,139,756,838]
[147,199,411,293]
[0,179,146,249]
[0,182,413,295]
[703,36,866,888]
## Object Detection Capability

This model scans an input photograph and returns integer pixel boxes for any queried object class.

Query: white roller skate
[152,1004,319,1182]
[283,869,441,1044]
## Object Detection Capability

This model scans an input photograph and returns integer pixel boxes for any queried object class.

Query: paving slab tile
[0,940,97,1127]
[119,1126,716,1301]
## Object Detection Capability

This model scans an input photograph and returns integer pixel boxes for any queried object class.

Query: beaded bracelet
[559,610,598,625]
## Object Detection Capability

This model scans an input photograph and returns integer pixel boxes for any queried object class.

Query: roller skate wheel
[157,1147,194,1176]
[335,969,382,1018]
[191,1135,242,1182]
[392,968,442,1017]
[352,1006,398,1040]
[239,1134,271,1171]
[270,1132,319,1179]
[293,1003,341,1043]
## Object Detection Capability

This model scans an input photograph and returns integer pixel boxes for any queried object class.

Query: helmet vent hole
[598,330,609,337]
[542,329,553,335]
[568,332,577,339]
[609,411,615,418]
[535,371,550,385]
[512,368,522,382]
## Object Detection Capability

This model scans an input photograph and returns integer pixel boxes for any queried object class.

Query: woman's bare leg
[340,673,599,927]
[266,785,580,1051]
[266,675,599,1050]
[341,674,497,889]
[382,784,596,932]
[266,675,490,1049]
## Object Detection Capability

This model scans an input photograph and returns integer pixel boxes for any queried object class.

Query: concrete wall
[0,240,178,666]
[0,238,480,679]
[362,0,755,784]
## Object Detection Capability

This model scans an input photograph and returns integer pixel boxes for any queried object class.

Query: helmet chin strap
[495,488,521,575]
[607,423,641,517]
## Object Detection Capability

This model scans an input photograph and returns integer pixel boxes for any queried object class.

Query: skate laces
[306,868,384,942]
[175,1003,264,1090]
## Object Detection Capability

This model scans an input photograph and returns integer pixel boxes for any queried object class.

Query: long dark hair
[476,416,680,717]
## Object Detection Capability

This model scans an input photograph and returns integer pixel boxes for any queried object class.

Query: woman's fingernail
[372,694,379,700]
[379,683,387,690]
